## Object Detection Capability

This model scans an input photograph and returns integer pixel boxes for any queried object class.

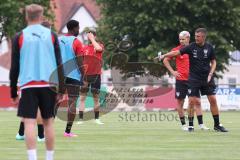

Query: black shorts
[65,77,82,97]
[188,79,217,97]
[175,80,189,99]
[80,75,101,94]
[17,87,57,119]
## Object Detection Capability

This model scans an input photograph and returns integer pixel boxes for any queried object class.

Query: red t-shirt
[82,43,104,75]
[171,45,189,81]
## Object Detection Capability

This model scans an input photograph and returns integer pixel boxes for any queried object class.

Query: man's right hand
[171,71,182,78]
[11,96,19,105]
[87,32,95,41]
[56,94,64,103]
[154,55,165,61]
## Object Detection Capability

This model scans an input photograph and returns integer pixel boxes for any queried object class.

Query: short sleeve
[179,44,192,55]
[73,39,84,56]
[209,45,216,60]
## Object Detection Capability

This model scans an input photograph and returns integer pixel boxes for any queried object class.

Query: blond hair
[25,4,44,21]
[179,31,190,38]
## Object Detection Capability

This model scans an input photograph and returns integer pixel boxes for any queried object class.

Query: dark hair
[195,28,207,35]
[66,20,79,31]
[41,21,51,28]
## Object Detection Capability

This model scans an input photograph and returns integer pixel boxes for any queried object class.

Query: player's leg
[64,78,80,137]
[194,98,203,124]
[194,97,210,130]
[16,118,25,140]
[207,95,219,121]
[187,96,196,132]
[92,75,104,124]
[93,92,104,124]
[64,96,78,136]
[42,118,55,160]
[24,118,38,160]
[202,79,228,132]
[207,95,228,132]
[17,88,39,160]
[36,109,45,141]
[187,81,202,132]
[38,87,57,160]
[176,99,188,131]
[78,79,89,124]
[175,80,188,131]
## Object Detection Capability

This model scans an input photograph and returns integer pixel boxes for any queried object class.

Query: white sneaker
[37,136,45,142]
[77,120,84,125]
[199,124,210,130]
[95,119,104,125]
[16,133,25,140]
[181,125,188,131]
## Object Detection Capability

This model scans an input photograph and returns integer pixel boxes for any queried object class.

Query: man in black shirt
[160,28,228,132]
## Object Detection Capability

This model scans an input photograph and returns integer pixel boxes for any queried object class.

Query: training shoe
[37,136,45,142]
[77,120,84,125]
[188,126,194,132]
[214,124,228,132]
[63,132,78,137]
[199,124,210,130]
[16,133,25,140]
[95,119,104,125]
[181,125,188,131]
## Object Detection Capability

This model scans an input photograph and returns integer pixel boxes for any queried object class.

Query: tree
[97,0,240,77]
[0,0,53,43]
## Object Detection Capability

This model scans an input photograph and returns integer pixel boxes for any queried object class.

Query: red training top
[81,43,104,75]
[171,45,189,81]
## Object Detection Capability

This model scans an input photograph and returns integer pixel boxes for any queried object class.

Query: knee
[42,118,54,126]
[209,96,217,106]
[188,99,195,107]
[194,99,201,107]
[177,100,184,108]
[69,105,76,112]
[189,97,200,107]
[93,93,99,99]
[80,95,87,101]
[68,96,78,103]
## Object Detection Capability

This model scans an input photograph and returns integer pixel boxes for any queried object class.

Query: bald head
[25,4,44,22]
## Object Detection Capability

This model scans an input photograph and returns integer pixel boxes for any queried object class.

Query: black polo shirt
[179,42,215,81]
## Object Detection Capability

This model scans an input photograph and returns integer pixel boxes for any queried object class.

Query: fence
[1,81,240,111]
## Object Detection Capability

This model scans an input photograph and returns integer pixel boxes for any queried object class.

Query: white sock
[27,149,37,160]
[46,150,54,160]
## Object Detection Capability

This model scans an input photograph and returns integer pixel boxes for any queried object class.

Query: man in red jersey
[163,31,209,131]
[78,27,104,125]
[58,20,84,137]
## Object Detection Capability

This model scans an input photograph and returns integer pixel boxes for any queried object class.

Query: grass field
[0,110,240,160]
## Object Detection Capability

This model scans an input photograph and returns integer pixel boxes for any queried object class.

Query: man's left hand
[207,73,213,83]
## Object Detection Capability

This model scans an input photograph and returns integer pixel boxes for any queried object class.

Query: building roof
[0,0,101,70]
[52,0,101,33]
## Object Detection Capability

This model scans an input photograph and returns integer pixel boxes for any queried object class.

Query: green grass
[0,111,240,160]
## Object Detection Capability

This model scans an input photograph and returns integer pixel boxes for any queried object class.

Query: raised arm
[159,50,180,61]
[87,33,103,52]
